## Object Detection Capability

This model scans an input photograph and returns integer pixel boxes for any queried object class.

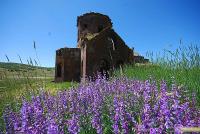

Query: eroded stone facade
[55,12,147,82]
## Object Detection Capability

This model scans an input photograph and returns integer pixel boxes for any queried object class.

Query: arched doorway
[98,59,110,78]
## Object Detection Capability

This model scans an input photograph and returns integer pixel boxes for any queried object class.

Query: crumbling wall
[83,27,134,78]
[55,48,81,82]
[77,12,112,45]
[134,56,149,63]
[55,49,65,82]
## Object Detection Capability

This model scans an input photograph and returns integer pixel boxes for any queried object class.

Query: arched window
[83,24,88,28]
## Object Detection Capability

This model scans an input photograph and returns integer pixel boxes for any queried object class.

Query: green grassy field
[0,63,77,130]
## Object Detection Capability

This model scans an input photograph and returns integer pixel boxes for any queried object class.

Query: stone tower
[77,12,112,45]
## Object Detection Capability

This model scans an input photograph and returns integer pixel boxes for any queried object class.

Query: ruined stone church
[55,12,147,82]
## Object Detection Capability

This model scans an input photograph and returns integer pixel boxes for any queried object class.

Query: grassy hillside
[0,62,53,70]
[0,62,54,78]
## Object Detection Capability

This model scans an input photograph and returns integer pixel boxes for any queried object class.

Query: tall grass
[114,44,200,103]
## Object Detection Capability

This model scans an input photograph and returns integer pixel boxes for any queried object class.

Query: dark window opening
[98,25,103,32]
[83,24,88,28]
[57,64,62,77]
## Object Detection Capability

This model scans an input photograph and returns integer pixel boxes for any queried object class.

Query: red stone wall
[55,48,81,82]
[77,12,112,43]
[83,28,134,78]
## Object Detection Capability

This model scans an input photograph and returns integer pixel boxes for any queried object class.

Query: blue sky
[0,0,200,67]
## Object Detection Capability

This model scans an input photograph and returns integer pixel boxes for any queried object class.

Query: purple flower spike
[67,114,80,134]
[3,107,14,133]
[91,91,103,134]
[174,124,183,134]
[150,128,156,134]
[47,119,59,134]
[113,97,120,134]
[21,101,29,132]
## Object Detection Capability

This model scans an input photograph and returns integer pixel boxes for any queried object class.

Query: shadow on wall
[56,63,62,77]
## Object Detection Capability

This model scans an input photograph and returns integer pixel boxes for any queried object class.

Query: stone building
[55,12,144,82]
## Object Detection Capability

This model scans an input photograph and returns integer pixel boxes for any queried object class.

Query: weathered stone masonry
[55,12,148,82]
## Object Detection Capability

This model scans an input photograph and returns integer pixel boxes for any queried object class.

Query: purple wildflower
[91,91,103,134]
[21,100,29,132]
[113,97,120,134]
[2,77,200,133]
[47,118,59,134]
[3,107,14,133]
[174,124,183,134]
[67,114,80,134]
